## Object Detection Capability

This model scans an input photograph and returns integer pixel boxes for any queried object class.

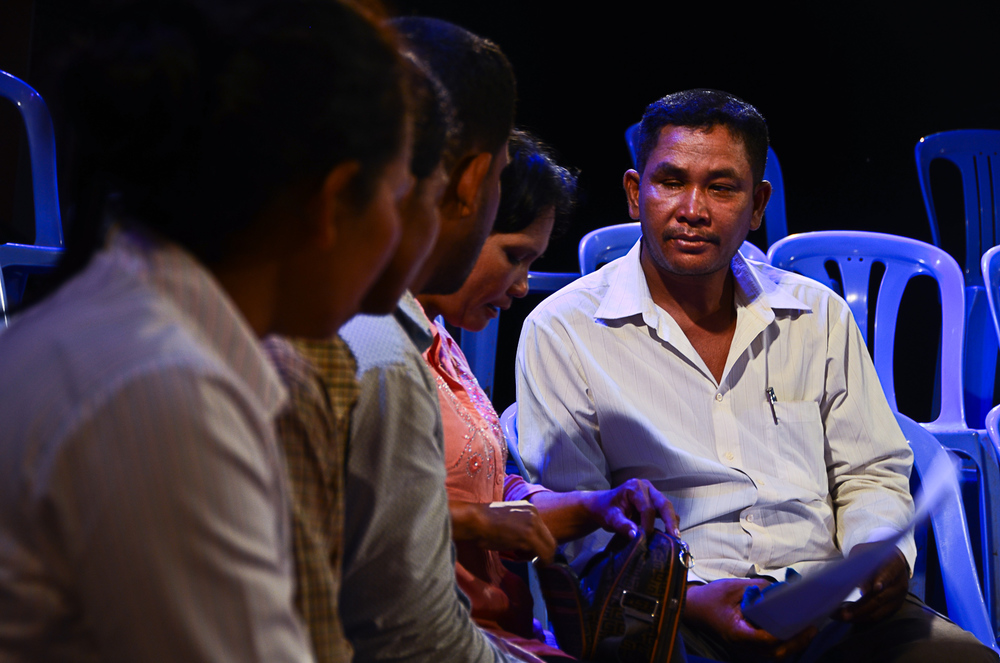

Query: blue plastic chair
[624,122,787,249]
[897,412,998,651]
[767,231,966,434]
[459,270,578,401]
[578,221,767,275]
[916,130,1000,429]
[770,231,1000,632]
[0,70,64,326]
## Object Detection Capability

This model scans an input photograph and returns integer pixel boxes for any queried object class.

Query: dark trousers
[680,594,998,663]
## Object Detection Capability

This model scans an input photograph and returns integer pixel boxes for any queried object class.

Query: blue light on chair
[898,412,998,652]
[916,130,1000,429]
[982,245,1000,368]
[767,231,966,434]
[0,70,64,326]
[624,122,787,249]
[578,221,767,275]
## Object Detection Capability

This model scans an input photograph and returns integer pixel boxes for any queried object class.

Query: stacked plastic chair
[624,122,788,250]
[0,70,64,327]
[769,230,1000,639]
[916,130,1000,428]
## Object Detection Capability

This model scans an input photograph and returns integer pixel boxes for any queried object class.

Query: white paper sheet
[741,449,958,639]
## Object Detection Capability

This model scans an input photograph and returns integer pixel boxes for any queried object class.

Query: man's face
[624,124,770,282]
[420,142,509,295]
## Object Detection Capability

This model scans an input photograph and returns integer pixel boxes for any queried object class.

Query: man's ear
[750,180,773,231]
[310,160,362,249]
[449,152,494,218]
[623,169,641,221]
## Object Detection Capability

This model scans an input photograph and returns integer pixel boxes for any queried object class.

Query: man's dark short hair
[402,52,456,180]
[635,89,769,184]
[391,17,516,164]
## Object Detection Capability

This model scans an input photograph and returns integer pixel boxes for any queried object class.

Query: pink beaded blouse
[421,313,570,660]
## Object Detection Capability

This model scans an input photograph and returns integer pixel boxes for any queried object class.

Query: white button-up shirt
[516,242,915,582]
[0,231,311,662]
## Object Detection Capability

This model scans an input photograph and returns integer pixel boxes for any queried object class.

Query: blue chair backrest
[767,231,966,433]
[459,271,578,401]
[0,70,64,325]
[578,221,767,275]
[624,122,787,249]
[915,131,1000,429]
[916,130,1000,287]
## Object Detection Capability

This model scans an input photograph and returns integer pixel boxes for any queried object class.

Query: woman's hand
[449,500,557,564]
[584,478,680,539]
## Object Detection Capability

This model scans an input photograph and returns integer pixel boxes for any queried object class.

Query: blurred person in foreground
[0,0,414,659]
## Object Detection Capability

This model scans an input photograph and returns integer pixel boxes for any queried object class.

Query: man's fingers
[605,508,640,538]
[648,484,681,536]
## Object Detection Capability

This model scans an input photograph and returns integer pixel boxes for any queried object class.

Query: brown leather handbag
[534,530,692,662]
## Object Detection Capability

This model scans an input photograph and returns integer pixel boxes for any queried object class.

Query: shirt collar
[393,290,435,353]
[594,238,811,326]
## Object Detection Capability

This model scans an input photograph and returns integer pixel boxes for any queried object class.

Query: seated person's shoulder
[525,267,612,326]
[339,313,413,374]
[751,260,853,316]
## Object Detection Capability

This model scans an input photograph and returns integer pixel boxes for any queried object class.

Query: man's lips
[664,232,718,244]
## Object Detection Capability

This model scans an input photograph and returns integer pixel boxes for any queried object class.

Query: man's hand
[585,478,680,538]
[834,544,909,624]
[449,500,557,564]
[684,579,816,661]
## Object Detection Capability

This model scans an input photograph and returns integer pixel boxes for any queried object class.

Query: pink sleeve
[503,474,553,502]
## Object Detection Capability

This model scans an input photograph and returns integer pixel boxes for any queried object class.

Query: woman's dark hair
[493,129,577,238]
[40,0,407,298]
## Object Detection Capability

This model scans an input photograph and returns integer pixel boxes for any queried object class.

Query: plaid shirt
[264,334,359,663]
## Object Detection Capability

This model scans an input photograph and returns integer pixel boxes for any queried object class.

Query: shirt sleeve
[515,309,616,569]
[45,367,312,663]
[821,296,917,570]
[340,361,515,663]
[502,475,552,503]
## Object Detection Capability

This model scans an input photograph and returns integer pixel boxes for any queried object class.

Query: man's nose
[676,186,709,224]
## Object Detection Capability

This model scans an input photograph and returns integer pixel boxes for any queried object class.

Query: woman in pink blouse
[418,131,679,661]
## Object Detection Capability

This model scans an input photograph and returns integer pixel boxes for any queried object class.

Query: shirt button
[746,514,755,522]
[725,451,734,461]
[715,393,724,402]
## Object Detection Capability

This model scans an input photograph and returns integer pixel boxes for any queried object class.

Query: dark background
[2,1,999,416]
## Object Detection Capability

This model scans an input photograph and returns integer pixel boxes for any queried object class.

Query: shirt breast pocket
[764,400,827,494]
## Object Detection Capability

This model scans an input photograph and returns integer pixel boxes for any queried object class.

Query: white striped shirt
[0,230,312,662]
[515,241,916,582]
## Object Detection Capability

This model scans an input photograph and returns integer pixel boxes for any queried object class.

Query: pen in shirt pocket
[766,387,779,425]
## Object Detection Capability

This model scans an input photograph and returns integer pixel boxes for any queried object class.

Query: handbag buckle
[620,590,660,623]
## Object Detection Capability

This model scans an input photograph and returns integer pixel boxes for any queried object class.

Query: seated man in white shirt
[515,89,996,662]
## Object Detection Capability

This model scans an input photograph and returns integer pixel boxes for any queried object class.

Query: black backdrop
[3,1,1000,417]
[389,1,1000,414]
